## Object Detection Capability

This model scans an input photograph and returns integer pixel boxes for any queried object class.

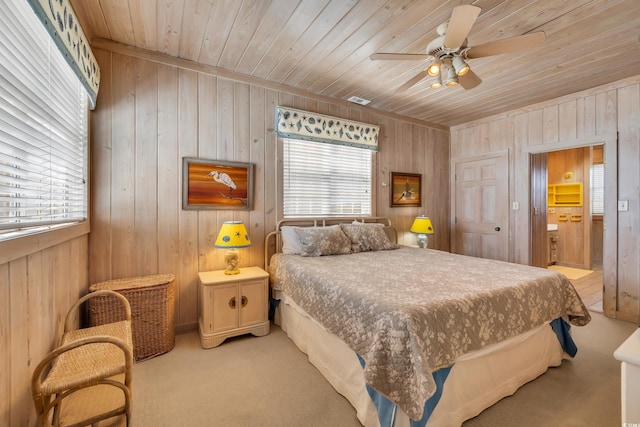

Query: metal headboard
[264,216,396,270]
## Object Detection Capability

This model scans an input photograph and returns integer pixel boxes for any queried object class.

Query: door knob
[495,226,501,231]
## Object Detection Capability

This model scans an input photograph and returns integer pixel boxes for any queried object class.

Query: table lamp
[214,221,251,275]
[410,216,434,248]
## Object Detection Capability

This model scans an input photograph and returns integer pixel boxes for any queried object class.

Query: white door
[454,154,508,261]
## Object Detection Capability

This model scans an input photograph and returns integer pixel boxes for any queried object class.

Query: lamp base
[416,234,429,249]
[224,249,240,275]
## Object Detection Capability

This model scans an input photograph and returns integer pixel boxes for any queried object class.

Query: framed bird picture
[182,157,253,210]
[390,172,421,207]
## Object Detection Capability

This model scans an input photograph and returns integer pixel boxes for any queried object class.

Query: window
[0,2,88,240]
[590,163,604,215]
[283,138,372,217]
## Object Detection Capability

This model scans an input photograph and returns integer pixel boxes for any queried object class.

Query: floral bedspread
[269,248,590,420]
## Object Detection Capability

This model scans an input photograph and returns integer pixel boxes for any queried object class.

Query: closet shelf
[548,183,583,207]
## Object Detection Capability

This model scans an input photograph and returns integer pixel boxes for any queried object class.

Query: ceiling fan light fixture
[445,66,459,86]
[430,74,442,88]
[452,54,470,76]
[371,5,547,94]
[427,58,441,77]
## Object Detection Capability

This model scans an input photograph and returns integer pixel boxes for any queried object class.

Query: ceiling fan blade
[466,32,546,59]
[459,69,482,90]
[443,5,481,50]
[397,69,430,92]
[370,53,431,61]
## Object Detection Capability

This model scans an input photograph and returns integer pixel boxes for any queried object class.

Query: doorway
[530,145,605,312]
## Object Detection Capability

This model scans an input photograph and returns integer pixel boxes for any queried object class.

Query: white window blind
[283,138,372,217]
[591,163,604,215]
[0,1,88,239]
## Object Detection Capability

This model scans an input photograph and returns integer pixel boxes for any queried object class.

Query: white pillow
[280,226,303,254]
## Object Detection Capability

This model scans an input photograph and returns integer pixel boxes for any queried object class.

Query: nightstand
[198,266,270,348]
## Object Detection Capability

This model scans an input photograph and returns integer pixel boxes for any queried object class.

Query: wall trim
[0,221,90,265]
[526,134,618,154]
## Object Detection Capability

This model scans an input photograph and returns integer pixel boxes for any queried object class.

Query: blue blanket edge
[361,317,577,427]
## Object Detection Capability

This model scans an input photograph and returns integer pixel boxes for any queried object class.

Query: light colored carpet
[132,326,361,427]
[463,312,634,427]
[548,265,594,280]
[131,313,635,427]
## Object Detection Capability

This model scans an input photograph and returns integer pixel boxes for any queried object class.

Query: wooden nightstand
[198,266,270,348]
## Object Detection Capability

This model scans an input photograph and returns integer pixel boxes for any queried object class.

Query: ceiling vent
[347,96,371,106]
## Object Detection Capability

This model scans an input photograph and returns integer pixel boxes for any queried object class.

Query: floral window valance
[275,106,379,151]
[27,0,100,109]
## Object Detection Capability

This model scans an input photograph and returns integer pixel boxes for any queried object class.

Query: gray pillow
[340,223,399,253]
[295,225,351,257]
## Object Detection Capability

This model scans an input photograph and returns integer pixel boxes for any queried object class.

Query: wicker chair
[31,290,134,426]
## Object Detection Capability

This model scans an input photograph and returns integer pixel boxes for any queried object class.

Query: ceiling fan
[370,5,545,91]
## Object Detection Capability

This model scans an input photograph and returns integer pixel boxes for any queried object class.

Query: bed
[265,217,591,427]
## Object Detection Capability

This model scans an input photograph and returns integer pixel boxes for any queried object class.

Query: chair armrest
[64,290,132,333]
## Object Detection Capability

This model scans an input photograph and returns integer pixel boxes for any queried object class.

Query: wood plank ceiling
[70,0,640,128]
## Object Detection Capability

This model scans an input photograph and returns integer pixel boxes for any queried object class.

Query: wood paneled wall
[1,48,448,424]
[0,235,88,426]
[451,75,640,322]
[89,48,450,331]
[1,45,448,426]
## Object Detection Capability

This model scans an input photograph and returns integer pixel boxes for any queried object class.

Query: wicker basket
[89,274,175,361]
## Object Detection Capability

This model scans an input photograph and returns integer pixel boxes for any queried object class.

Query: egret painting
[182,158,253,210]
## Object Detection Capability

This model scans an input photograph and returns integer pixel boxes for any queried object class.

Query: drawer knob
[229,296,248,308]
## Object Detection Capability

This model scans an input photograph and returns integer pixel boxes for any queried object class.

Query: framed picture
[182,157,253,210]
[390,172,422,207]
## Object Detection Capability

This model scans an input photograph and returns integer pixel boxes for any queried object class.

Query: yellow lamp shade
[410,217,434,235]
[214,221,251,248]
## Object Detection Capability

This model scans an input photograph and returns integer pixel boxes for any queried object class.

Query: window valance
[27,0,100,109]
[275,106,379,151]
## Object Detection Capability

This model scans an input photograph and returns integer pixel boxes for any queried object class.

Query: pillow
[280,226,303,254]
[340,223,399,253]
[295,225,352,257]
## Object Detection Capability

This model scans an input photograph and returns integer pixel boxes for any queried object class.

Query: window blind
[0,1,88,239]
[591,163,604,215]
[283,138,372,217]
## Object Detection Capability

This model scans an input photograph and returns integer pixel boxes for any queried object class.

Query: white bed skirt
[274,291,566,427]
